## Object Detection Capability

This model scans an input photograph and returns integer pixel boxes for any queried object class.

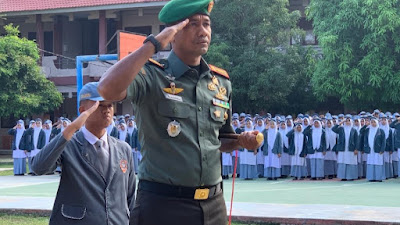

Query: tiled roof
[0,0,166,13]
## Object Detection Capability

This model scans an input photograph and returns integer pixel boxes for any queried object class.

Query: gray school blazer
[31,131,136,225]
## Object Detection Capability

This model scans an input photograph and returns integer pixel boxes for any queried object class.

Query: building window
[27,31,54,56]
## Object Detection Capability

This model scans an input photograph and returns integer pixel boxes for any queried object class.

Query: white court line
[233,182,373,192]
[0,181,59,190]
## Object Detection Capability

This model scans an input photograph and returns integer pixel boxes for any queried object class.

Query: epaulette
[148,58,164,69]
[209,64,229,79]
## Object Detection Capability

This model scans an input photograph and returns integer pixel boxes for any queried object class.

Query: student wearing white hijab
[106,120,118,138]
[231,116,242,178]
[23,118,46,175]
[364,117,386,182]
[118,122,131,145]
[389,115,399,178]
[353,117,363,178]
[304,118,326,180]
[60,119,71,133]
[287,122,308,180]
[262,119,283,180]
[8,120,27,175]
[390,113,400,178]
[254,118,265,178]
[43,120,53,145]
[333,115,359,181]
[279,120,291,178]
[324,117,338,179]
[303,117,312,177]
[359,116,370,178]
[240,118,258,180]
[380,114,394,179]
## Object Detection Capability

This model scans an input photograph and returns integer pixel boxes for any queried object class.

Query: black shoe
[267,178,273,181]
[281,175,288,178]
[376,180,382,182]
[293,177,298,180]
[273,177,278,180]
[341,179,347,181]
[311,178,317,180]
[328,175,333,179]
[237,174,240,178]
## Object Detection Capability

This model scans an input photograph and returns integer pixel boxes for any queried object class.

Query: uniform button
[199,132,203,137]
[173,107,177,113]
[198,106,202,111]
[203,155,207,161]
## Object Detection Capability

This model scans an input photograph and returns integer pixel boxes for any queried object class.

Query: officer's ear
[79,100,89,114]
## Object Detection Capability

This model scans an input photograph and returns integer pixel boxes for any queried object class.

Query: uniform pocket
[61,204,86,220]
[158,100,190,118]
[210,107,226,123]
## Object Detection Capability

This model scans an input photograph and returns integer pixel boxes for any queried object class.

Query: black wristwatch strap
[143,34,161,53]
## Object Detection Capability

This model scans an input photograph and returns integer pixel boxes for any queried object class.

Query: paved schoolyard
[0,174,400,224]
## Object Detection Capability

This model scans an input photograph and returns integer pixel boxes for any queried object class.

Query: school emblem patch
[120,159,128,173]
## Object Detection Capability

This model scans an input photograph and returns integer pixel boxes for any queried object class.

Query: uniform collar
[165,51,210,79]
[81,126,108,149]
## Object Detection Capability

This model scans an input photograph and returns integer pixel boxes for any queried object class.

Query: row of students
[223,111,400,182]
[9,115,141,176]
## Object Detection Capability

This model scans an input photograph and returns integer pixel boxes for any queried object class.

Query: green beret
[159,0,214,24]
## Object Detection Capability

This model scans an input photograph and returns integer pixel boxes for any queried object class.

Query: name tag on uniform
[212,98,230,109]
[164,93,183,102]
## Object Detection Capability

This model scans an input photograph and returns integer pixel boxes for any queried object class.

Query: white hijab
[312,120,323,150]
[279,122,289,148]
[43,120,52,144]
[286,119,294,131]
[61,119,70,133]
[302,118,310,129]
[127,121,135,136]
[119,123,128,141]
[267,121,278,150]
[33,121,42,149]
[294,125,304,153]
[325,120,336,150]
[15,120,25,149]
[380,119,390,139]
[343,119,353,151]
[368,119,379,151]
[353,119,361,134]
[254,120,265,133]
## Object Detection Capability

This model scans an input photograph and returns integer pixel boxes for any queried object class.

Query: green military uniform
[128,51,234,186]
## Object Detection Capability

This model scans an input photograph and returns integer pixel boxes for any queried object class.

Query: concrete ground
[0,174,400,224]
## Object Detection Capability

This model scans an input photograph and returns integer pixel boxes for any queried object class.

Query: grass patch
[0,213,49,225]
[0,170,14,176]
[0,162,13,168]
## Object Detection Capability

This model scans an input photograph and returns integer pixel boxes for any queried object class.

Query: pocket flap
[210,108,225,123]
[61,204,86,220]
[158,100,190,118]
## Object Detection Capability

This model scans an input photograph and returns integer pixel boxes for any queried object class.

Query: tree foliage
[307,0,400,111]
[206,0,318,114]
[0,24,63,117]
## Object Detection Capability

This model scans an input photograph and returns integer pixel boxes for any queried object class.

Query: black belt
[138,180,223,200]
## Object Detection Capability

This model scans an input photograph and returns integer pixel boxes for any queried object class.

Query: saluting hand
[238,131,262,151]
[155,19,189,49]
[63,101,99,140]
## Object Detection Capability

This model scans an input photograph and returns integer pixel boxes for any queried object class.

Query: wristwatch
[143,34,161,53]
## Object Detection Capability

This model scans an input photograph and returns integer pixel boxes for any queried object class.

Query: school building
[0,0,315,150]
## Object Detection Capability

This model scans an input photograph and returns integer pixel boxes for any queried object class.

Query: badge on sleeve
[120,159,128,173]
[167,120,181,137]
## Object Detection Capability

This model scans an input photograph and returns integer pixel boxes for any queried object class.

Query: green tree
[206,0,318,114]
[0,24,63,117]
[307,0,400,111]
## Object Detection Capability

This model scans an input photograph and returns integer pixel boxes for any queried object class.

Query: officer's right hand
[155,19,189,49]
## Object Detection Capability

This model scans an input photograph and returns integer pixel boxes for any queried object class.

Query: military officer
[98,0,260,224]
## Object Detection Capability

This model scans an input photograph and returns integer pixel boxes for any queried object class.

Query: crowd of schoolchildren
[8,114,141,175]
[223,110,400,182]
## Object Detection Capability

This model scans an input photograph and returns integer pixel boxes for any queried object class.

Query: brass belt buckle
[194,188,210,200]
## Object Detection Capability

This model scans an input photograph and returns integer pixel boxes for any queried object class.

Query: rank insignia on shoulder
[148,58,164,69]
[163,82,184,95]
[209,64,229,79]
